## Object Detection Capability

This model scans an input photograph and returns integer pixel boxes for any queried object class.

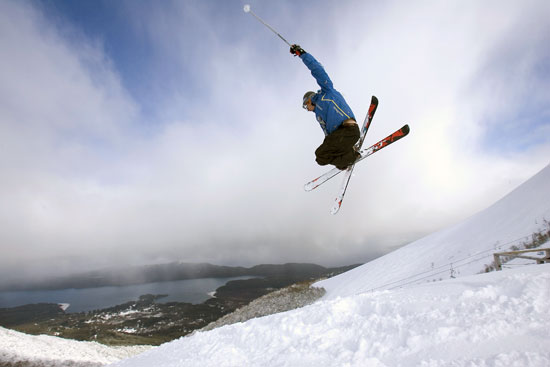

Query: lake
[0,276,253,313]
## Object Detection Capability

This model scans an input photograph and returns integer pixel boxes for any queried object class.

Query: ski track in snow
[110,265,550,367]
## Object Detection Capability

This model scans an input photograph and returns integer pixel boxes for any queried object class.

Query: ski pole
[243,4,292,47]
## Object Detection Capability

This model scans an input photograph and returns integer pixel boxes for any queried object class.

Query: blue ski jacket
[300,53,355,136]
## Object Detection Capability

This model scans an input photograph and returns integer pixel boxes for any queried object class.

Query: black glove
[290,44,306,57]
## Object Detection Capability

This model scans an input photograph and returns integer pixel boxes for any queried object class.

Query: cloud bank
[0,0,549,282]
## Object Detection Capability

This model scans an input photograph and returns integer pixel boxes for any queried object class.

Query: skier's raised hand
[290,44,306,57]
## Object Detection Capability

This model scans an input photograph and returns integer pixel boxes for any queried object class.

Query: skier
[290,44,360,170]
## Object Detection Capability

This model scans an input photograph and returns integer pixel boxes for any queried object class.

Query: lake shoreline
[0,264,360,345]
[0,276,257,313]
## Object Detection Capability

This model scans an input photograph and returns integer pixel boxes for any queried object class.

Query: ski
[303,165,343,192]
[357,96,379,150]
[331,124,410,214]
[304,124,411,192]
[304,96,378,192]
[331,164,356,214]
[356,124,410,163]
[330,96,379,215]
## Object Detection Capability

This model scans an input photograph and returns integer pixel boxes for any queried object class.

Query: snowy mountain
[108,265,550,367]
[316,162,550,298]
[2,164,549,366]
[104,164,550,366]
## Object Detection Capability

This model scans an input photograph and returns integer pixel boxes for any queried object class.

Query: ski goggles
[302,91,316,109]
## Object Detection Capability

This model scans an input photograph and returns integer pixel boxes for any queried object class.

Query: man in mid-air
[291,44,359,170]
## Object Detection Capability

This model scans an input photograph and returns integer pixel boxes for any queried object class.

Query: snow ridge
[0,326,150,366]
[316,163,550,299]
[109,265,550,367]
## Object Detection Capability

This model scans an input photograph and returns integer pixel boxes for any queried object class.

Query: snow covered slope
[316,163,550,299]
[0,326,150,367]
[109,265,550,367]
[106,164,550,366]
[6,165,550,366]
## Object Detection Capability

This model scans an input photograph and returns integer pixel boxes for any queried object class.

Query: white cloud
[0,0,549,281]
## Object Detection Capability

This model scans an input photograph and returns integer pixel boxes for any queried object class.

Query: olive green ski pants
[315,124,360,170]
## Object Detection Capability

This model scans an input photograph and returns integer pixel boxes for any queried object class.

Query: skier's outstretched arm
[290,44,333,92]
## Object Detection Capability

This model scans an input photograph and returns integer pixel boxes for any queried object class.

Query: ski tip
[402,124,410,135]
[371,95,379,105]
[330,200,343,215]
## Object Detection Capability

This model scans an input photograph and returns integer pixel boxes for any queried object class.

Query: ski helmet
[302,91,316,107]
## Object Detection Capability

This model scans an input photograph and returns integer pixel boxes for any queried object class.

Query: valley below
[0,263,357,346]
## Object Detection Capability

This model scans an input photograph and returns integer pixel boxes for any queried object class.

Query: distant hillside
[0,263,359,291]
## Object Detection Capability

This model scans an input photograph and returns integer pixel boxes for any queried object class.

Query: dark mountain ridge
[1,262,358,291]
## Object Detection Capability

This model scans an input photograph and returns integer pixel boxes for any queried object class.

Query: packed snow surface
[0,326,150,366]
[110,265,550,367]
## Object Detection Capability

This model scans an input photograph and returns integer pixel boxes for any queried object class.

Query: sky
[1,0,549,283]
